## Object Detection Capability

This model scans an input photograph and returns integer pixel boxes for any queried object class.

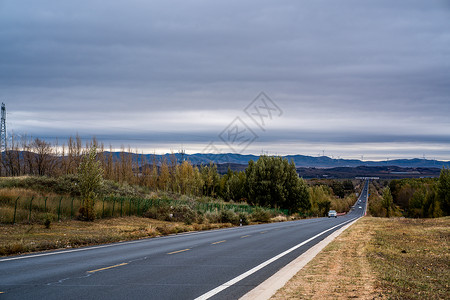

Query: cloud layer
[1,0,449,160]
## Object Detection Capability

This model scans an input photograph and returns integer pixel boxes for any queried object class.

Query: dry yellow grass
[367,217,449,299]
[0,216,232,256]
[271,217,449,300]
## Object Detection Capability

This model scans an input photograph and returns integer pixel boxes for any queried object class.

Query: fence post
[44,197,48,213]
[112,198,116,217]
[71,197,74,219]
[128,198,131,217]
[58,196,63,221]
[28,197,34,222]
[137,199,140,216]
[13,197,19,224]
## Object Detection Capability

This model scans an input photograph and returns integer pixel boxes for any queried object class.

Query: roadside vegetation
[368,167,449,218]
[271,217,449,300]
[307,179,357,216]
[0,136,362,226]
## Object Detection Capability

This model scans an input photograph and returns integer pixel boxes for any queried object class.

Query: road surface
[0,181,369,299]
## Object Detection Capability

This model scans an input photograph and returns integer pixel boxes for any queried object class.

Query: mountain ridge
[105,152,449,169]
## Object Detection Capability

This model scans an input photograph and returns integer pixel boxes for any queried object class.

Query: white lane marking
[194,217,359,300]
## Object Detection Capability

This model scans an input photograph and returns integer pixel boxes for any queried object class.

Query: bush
[251,207,271,223]
[44,217,51,229]
[220,209,239,224]
[238,212,249,225]
[205,211,220,223]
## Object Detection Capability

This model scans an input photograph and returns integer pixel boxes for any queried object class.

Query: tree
[285,161,310,213]
[342,180,354,193]
[437,167,450,215]
[77,146,103,221]
[158,158,170,191]
[31,138,55,176]
[330,181,345,198]
[201,163,220,197]
[382,187,393,218]
[245,156,310,212]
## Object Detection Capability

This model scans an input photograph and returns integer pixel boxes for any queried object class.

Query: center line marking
[87,262,128,273]
[167,248,190,255]
[212,240,226,245]
[260,231,267,234]
[240,235,251,238]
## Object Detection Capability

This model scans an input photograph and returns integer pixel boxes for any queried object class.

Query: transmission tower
[1,103,6,152]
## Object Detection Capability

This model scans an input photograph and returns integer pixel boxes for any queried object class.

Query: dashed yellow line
[260,231,267,234]
[87,262,128,273]
[211,240,226,245]
[167,248,190,255]
[240,235,251,238]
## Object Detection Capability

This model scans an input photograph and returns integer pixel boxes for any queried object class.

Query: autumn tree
[77,146,103,221]
[201,163,220,197]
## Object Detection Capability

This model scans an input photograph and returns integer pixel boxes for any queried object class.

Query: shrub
[238,212,249,225]
[205,211,220,223]
[251,207,271,223]
[44,217,51,229]
[220,209,239,224]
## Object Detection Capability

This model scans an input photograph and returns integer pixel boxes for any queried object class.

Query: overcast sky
[1,0,449,160]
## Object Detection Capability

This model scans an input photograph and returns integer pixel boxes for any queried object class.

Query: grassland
[271,217,449,300]
[0,216,233,256]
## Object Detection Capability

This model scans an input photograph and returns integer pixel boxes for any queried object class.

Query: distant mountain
[106,152,449,169]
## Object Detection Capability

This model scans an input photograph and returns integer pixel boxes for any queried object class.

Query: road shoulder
[241,217,378,300]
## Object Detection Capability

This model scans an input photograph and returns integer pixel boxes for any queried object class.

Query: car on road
[328,210,337,218]
[358,206,362,209]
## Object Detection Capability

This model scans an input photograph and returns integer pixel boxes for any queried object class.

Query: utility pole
[1,103,6,152]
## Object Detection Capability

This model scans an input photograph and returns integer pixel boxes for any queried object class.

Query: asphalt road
[0,181,369,300]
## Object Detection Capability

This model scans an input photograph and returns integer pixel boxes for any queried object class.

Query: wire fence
[0,196,289,224]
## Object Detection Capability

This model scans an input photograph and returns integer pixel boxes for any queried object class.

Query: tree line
[366,169,450,218]
[388,168,449,218]
[0,136,311,213]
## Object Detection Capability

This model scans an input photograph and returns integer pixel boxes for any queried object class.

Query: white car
[328,210,337,218]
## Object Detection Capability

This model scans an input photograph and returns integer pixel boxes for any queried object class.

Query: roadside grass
[367,217,449,299]
[271,217,383,300]
[0,216,232,256]
[271,217,449,300]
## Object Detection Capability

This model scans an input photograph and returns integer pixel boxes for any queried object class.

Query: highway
[0,181,369,300]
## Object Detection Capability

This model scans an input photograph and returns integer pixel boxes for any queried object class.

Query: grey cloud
[1,0,449,159]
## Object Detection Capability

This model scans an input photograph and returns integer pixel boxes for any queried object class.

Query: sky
[1,0,449,161]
